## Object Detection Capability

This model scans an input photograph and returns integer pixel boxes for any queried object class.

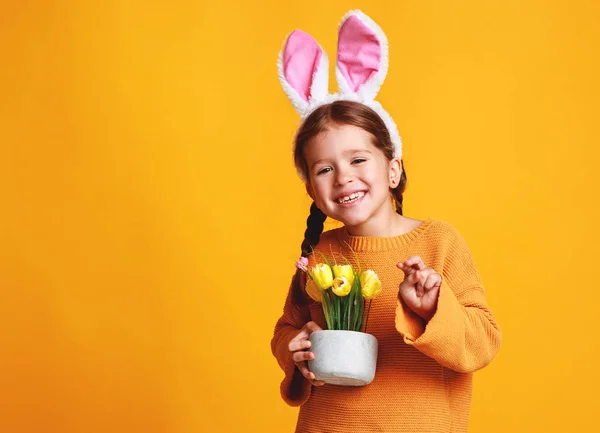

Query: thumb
[305,321,323,332]
[293,322,318,342]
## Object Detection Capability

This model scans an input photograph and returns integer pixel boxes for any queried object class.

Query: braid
[293,202,327,305]
[301,202,327,258]
[391,161,408,216]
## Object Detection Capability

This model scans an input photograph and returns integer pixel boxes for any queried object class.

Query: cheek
[317,186,331,201]
[310,181,328,200]
[365,170,388,189]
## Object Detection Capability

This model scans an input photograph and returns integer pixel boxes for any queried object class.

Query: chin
[338,215,369,229]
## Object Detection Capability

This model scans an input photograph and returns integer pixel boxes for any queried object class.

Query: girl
[271,11,501,433]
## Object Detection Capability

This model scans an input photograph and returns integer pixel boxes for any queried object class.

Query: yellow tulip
[305,278,322,303]
[360,270,382,300]
[331,276,352,297]
[311,263,334,289]
[332,264,355,287]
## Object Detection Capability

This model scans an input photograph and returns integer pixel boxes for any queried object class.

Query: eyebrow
[310,149,373,170]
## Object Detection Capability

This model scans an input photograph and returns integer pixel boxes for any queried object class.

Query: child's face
[303,123,400,230]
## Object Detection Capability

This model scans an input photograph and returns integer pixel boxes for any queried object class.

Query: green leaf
[347,285,355,330]
[325,290,333,330]
[335,294,341,330]
[354,275,364,331]
[321,289,331,330]
[364,300,373,333]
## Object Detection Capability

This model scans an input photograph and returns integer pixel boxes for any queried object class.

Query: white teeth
[337,191,365,204]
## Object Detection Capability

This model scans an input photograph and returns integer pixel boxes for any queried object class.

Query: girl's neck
[344,209,407,238]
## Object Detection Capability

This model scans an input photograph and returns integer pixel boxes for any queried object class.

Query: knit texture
[271,218,502,433]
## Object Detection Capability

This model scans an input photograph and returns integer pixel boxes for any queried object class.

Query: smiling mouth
[336,191,365,204]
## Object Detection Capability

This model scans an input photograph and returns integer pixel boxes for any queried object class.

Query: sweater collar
[335,218,435,252]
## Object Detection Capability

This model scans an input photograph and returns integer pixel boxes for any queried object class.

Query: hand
[288,321,325,386]
[397,255,441,321]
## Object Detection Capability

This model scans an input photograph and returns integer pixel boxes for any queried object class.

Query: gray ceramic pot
[308,330,378,386]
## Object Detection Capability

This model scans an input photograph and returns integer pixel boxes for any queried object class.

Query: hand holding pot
[288,321,325,387]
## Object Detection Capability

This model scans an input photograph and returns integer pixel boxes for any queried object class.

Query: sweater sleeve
[271,271,313,406]
[395,224,502,373]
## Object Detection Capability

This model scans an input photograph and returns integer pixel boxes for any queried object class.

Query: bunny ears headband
[277,10,403,170]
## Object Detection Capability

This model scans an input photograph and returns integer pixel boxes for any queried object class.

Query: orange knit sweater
[271,218,502,433]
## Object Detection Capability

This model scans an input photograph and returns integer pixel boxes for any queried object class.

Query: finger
[305,369,325,386]
[415,269,436,296]
[297,363,324,386]
[292,351,314,363]
[423,273,442,291]
[415,269,438,291]
[397,259,424,276]
[415,268,434,282]
[289,321,321,345]
[415,273,424,297]
[400,271,422,296]
[290,328,311,344]
[304,321,323,333]
[288,339,312,353]
[295,361,313,380]
[397,262,415,276]
[400,264,417,284]
[306,370,324,384]
[404,255,426,270]
[407,270,420,285]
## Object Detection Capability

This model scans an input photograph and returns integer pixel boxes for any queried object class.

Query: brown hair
[291,100,407,304]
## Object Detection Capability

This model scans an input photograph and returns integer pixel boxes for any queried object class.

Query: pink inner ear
[283,30,323,102]
[338,15,381,92]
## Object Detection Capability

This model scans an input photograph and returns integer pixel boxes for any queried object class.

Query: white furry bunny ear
[276,10,403,163]
[277,30,329,115]
[335,10,389,100]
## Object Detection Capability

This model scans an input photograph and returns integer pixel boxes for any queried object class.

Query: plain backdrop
[1,1,599,432]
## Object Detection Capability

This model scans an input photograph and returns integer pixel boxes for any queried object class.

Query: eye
[317,167,332,175]
[352,158,366,164]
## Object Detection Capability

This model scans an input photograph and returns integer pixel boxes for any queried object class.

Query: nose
[334,166,353,186]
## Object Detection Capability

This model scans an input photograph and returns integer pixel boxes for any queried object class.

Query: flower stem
[364,300,373,334]
[335,295,340,330]
[347,290,353,331]
[322,291,331,330]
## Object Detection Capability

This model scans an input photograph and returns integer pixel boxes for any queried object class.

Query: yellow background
[1,1,599,432]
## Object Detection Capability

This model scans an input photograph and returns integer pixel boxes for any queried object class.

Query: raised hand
[288,321,325,387]
[397,255,441,321]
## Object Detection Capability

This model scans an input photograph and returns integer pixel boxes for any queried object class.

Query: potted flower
[299,252,382,386]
